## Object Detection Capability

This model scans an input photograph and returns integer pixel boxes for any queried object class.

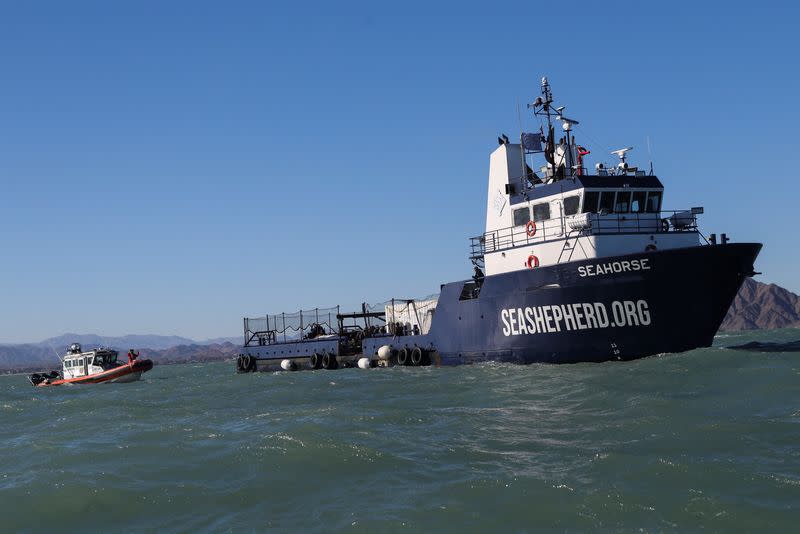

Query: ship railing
[242,295,444,346]
[244,306,340,346]
[470,210,698,257]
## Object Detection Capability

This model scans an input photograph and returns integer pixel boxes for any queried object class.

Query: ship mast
[528,77,580,179]
[529,77,556,172]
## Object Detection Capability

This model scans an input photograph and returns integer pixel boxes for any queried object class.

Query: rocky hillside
[0,344,58,372]
[147,342,240,364]
[721,278,800,331]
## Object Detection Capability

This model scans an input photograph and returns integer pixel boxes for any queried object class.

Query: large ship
[236,78,761,371]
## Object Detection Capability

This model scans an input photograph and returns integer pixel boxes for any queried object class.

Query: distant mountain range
[30,334,239,351]
[1,278,797,372]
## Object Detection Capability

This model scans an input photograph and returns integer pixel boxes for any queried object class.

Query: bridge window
[646,191,662,213]
[599,191,615,214]
[512,207,530,226]
[582,191,599,213]
[532,202,550,221]
[564,195,580,216]
[615,191,631,213]
[632,191,646,213]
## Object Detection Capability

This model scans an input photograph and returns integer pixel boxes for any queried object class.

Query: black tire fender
[397,347,410,366]
[411,347,425,366]
[322,352,338,370]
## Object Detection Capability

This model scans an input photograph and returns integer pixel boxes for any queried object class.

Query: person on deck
[127,349,139,365]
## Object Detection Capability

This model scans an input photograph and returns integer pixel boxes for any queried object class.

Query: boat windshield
[93,352,118,365]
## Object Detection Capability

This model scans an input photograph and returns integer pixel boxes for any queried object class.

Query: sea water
[1,329,799,532]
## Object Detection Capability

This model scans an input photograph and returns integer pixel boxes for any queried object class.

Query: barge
[236,77,761,372]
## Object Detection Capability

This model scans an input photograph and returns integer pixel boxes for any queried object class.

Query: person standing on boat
[127,349,139,365]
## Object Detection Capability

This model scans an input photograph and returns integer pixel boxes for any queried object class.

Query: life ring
[525,220,537,237]
[526,255,540,269]
[645,244,657,252]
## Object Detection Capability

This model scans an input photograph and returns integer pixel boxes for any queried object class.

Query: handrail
[470,210,698,258]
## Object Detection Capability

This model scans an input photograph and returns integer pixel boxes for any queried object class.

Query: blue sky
[0,1,797,343]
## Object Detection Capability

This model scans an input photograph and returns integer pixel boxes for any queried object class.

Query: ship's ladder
[557,230,594,263]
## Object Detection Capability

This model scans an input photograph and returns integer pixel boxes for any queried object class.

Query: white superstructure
[473,78,702,277]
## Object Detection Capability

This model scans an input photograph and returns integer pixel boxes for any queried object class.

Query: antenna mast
[540,76,554,130]
[529,77,581,178]
[48,343,64,363]
[528,77,557,177]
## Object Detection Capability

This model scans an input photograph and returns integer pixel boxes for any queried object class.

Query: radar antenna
[611,147,634,173]
[611,147,633,163]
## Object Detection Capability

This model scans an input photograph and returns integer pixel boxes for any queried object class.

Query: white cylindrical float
[377,345,392,361]
[280,359,296,371]
[357,357,372,369]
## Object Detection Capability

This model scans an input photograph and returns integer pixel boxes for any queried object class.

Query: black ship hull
[421,243,761,364]
[241,243,761,369]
